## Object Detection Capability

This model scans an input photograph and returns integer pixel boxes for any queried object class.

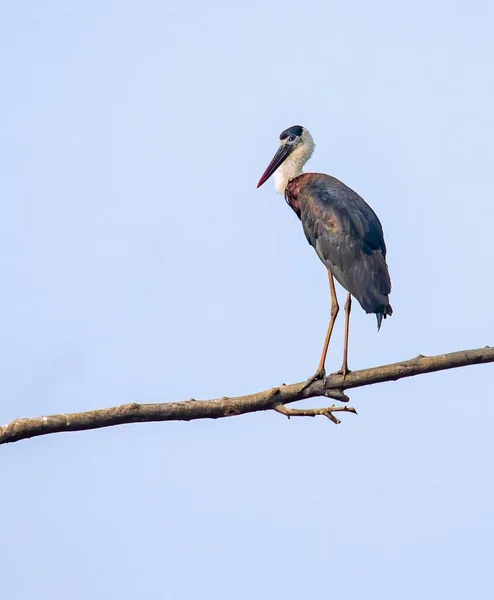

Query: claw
[331,365,352,380]
[301,367,327,391]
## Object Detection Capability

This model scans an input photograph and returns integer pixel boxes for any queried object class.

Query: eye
[288,135,297,142]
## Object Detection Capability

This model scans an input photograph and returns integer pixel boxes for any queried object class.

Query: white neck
[274,129,315,194]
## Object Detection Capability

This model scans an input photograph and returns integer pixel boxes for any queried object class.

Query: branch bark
[1,346,493,445]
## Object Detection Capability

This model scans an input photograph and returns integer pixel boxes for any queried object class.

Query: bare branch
[1,346,493,445]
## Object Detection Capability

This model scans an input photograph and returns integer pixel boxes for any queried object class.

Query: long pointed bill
[256,144,292,188]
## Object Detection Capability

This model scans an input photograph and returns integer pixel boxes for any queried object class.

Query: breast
[284,174,313,219]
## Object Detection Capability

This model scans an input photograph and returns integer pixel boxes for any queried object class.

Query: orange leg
[304,270,339,387]
[332,292,352,378]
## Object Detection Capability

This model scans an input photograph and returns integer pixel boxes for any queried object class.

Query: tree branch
[1,346,493,445]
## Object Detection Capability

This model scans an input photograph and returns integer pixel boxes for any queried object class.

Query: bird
[257,125,392,384]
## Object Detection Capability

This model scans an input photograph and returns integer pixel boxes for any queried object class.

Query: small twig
[274,403,357,424]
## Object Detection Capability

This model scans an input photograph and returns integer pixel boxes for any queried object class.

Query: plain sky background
[2,1,494,598]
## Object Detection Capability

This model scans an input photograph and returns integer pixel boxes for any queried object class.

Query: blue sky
[2,1,494,598]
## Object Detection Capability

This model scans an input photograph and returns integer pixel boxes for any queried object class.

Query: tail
[376,304,393,331]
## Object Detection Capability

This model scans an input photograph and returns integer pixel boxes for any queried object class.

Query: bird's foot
[301,367,327,391]
[331,365,352,380]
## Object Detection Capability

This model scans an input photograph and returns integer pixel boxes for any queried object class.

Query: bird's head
[257,125,315,190]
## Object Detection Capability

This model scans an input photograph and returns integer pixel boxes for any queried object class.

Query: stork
[257,125,392,384]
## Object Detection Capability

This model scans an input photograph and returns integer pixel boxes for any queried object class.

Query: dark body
[285,173,393,327]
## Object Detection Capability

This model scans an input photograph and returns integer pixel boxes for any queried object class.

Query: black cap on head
[279,125,303,140]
